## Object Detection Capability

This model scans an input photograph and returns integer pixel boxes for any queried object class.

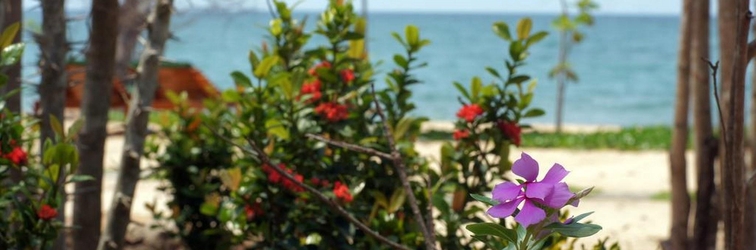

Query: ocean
[19,10,733,126]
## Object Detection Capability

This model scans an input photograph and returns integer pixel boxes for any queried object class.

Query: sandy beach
[79,121,678,249]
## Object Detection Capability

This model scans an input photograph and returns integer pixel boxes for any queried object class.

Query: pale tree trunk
[690,1,717,250]
[98,1,173,249]
[116,0,152,83]
[669,0,693,249]
[554,0,569,134]
[73,0,119,249]
[38,1,69,249]
[1,0,21,113]
[718,0,750,249]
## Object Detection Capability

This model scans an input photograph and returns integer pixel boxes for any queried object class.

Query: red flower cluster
[244,203,264,221]
[452,129,470,140]
[3,146,27,166]
[261,164,304,193]
[299,79,322,103]
[497,121,522,146]
[333,181,353,203]
[37,204,58,221]
[340,69,355,83]
[315,102,349,122]
[309,61,332,76]
[456,104,484,123]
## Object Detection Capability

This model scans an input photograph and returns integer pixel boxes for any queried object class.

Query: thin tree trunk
[116,0,152,83]
[719,0,750,249]
[73,1,119,249]
[98,1,173,249]
[1,0,21,113]
[690,1,717,250]
[38,1,69,249]
[749,0,756,245]
[669,0,693,249]
[555,0,569,134]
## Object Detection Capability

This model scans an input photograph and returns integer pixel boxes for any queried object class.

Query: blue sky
[29,0,681,15]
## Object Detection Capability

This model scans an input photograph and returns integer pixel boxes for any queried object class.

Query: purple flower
[487,152,575,227]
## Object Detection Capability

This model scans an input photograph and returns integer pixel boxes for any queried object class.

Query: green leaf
[387,188,406,213]
[516,18,533,40]
[67,175,95,183]
[0,22,20,49]
[405,25,420,49]
[343,31,364,40]
[470,193,499,206]
[231,71,253,88]
[269,19,283,36]
[546,222,602,238]
[253,55,280,79]
[265,118,289,140]
[200,202,218,216]
[1,43,24,66]
[571,211,595,223]
[470,77,482,102]
[67,118,85,141]
[492,21,512,41]
[391,32,407,49]
[466,223,517,243]
[371,191,389,209]
[393,54,408,69]
[509,42,524,62]
[526,31,548,47]
[49,114,65,139]
[393,117,413,142]
[509,75,531,85]
[523,108,545,118]
[453,81,471,101]
[486,67,502,80]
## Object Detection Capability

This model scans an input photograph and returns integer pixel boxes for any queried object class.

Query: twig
[370,84,437,250]
[208,126,410,250]
[305,133,393,159]
[704,59,726,144]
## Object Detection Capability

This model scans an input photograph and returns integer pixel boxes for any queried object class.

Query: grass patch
[649,190,696,201]
[420,126,680,151]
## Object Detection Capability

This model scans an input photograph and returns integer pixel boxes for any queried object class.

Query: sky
[26,0,683,15]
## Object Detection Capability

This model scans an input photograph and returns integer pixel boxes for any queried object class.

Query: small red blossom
[314,102,349,122]
[333,181,353,203]
[456,104,484,123]
[5,147,27,166]
[298,80,322,103]
[37,204,58,221]
[497,121,522,146]
[340,69,355,83]
[261,164,304,193]
[452,129,470,140]
[308,61,332,76]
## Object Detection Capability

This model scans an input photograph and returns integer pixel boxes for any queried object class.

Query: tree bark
[73,1,119,249]
[98,1,173,249]
[749,0,756,246]
[718,0,750,249]
[690,1,717,250]
[669,0,693,249]
[1,0,21,113]
[116,0,152,83]
[38,2,69,249]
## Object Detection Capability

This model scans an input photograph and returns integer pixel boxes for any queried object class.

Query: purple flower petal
[487,197,523,218]
[492,182,522,202]
[513,152,539,182]
[541,163,569,184]
[515,199,546,227]
[543,182,574,208]
[524,182,552,201]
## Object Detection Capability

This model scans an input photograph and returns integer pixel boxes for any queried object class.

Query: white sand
[74,121,681,249]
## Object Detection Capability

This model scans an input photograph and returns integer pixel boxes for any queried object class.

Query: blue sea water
[19,11,732,126]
